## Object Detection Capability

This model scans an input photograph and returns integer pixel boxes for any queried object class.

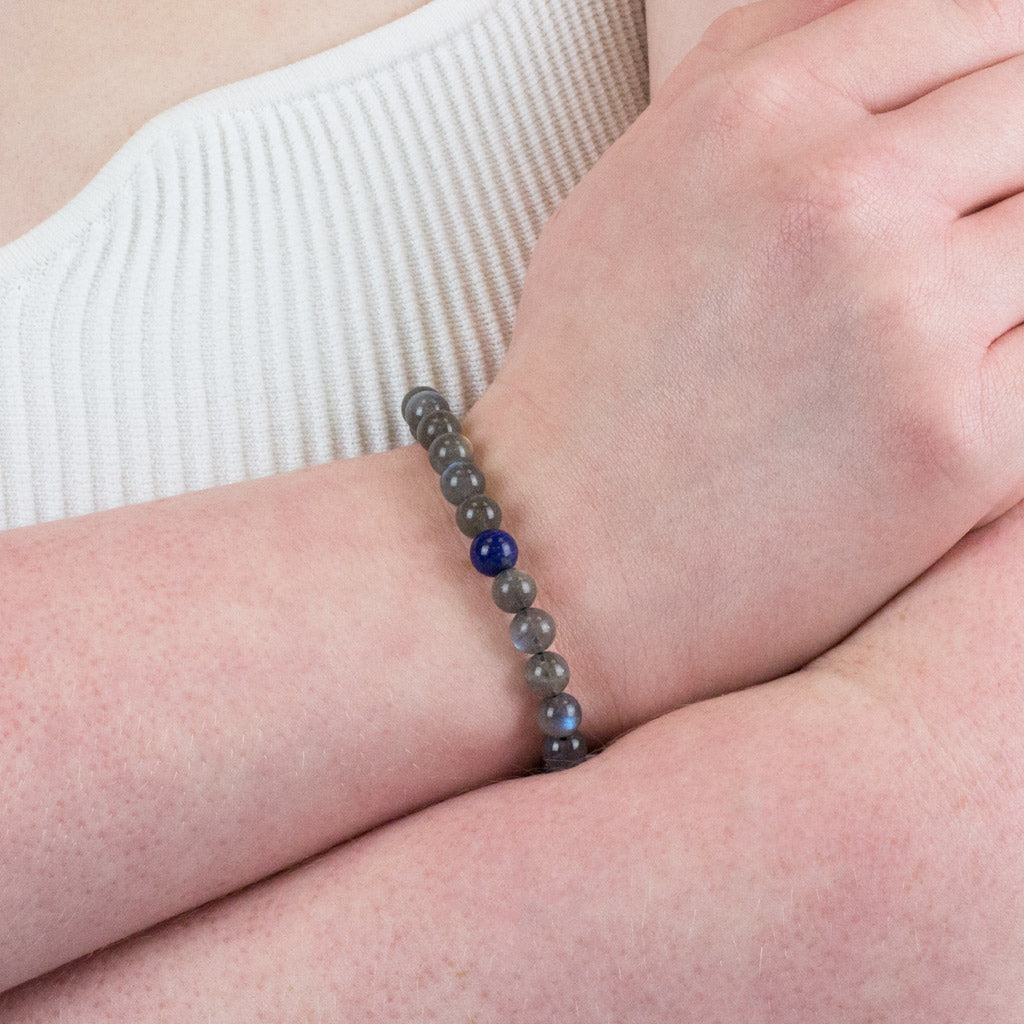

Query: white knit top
[0,0,647,531]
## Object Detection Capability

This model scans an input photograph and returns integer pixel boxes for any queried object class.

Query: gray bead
[537,692,582,737]
[417,409,462,449]
[543,732,588,771]
[524,652,569,697]
[440,461,485,505]
[429,432,474,474]
[510,607,555,653]
[492,568,537,613]
[455,493,501,537]
[401,386,436,420]
[404,390,448,434]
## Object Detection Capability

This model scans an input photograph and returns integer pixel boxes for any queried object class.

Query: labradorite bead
[440,461,485,505]
[404,390,448,434]
[510,607,555,653]
[401,385,436,420]
[543,732,588,771]
[417,409,462,449]
[455,493,501,537]
[492,568,537,613]
[471,529,518,577]
[524,651,569,696]
[429,432,474,474]
[537,692,582,737]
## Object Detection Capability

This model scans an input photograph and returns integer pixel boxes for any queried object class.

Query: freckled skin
[5,505,1024,1021]
[9,512,1024,1019]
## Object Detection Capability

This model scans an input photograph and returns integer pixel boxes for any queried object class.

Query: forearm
[0,437,616,993]
[0,677,925,1021]
[8,505,1024,1022]
[12,500,1024,1021]
[3,616,1017,1022]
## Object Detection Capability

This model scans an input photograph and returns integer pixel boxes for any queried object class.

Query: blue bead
[470,529,518,577]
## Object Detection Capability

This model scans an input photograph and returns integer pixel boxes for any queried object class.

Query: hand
[465,0,1024,737]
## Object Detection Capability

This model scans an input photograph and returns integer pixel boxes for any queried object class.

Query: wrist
[460,375,639,745]
[280,441,553,776]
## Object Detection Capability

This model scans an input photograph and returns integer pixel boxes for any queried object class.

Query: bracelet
[402,386,589,772]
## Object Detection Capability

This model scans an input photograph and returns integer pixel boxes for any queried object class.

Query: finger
[773,0,1024,114]
[951,188,1024,343]
[657,0,856,103]
[876,53,1024,217]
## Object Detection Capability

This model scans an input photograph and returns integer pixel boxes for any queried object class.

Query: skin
[2,494,1022,1020]
[469,0,1024,734]
[3,0,1024,1014]
[0,0,428,246]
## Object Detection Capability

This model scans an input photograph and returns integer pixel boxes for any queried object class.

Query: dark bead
[417,409,462,449]
[492,568,536,613]
[470,529,518,577]
[429,432,474,474]
[404,390,449,434]
[455,493,501,537]
[401,385,437,420]
[524,652,569,697]
[543,732,588,771]
[537,692,582,737]
[510,607,555,653]
[440,461,485,505]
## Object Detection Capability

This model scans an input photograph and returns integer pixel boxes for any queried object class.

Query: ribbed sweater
[0,0,648,531]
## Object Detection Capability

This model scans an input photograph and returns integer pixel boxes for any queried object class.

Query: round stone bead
[440,461,485,505]
[510,607,555,653]
[537,692,582,738]
[404,390,449,434]
[524,651,569,697]
[417,409,461,449]
[492,568,537,613]
[401,385,436,420]
[429,432,474,474]
[470,529,518,577]
[543,732,588,771]
[455,493,501,537]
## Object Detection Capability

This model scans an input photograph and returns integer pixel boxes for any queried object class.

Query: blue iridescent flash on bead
[470,529,518,577]
[537,693,582,737]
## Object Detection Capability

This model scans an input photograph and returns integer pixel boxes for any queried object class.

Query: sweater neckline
[0,0,496,282]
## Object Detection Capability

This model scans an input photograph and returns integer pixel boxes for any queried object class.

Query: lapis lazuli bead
[470,529,518,577]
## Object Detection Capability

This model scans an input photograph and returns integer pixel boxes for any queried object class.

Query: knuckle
[697,55,805,142]
[774,141,908,255]
[806,144,894,210]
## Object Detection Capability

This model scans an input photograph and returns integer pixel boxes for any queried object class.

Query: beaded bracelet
[401,386,589,772]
